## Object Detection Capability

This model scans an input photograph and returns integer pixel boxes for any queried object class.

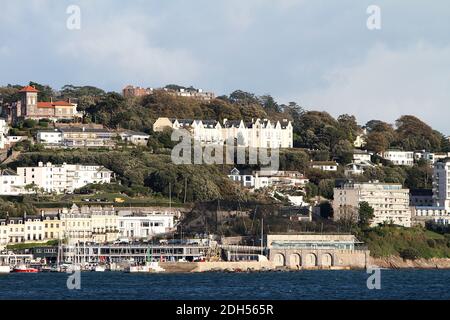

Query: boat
[94,265,106,272]
[126,261,165,273]
[40,266,53,272]
[0,265,10,274]
[125,246,165,273]
[12,264,39,273]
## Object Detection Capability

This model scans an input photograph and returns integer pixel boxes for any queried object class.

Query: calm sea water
[0,270,449,300]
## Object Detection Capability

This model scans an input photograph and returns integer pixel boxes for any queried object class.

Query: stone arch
[321,253,333,267]
[303,253,317,267]
[273,253,285,267]
[289,253,301,269]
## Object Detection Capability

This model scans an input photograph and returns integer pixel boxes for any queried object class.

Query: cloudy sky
[1,1,449,133]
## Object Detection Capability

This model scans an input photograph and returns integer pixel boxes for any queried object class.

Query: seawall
[369,256,450,269]
[159,261,275,273]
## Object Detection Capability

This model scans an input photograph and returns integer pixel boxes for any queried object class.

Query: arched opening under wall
[303,253,317,267]
[273,253,285,267]
[321,253,333,267]
[289,253,301,269]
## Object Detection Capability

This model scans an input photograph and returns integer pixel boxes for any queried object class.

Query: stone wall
[269,249,369,269]
[159,261,274,272]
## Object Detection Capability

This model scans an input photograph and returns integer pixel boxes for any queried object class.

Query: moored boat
[125,261,165,273]
[94,265,106,272]
[12,264,39,273]
[0,265,10,274]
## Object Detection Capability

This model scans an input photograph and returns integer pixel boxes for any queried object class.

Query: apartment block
[15,162,113,194]
[432,158,450,210]
[333,182,411,227]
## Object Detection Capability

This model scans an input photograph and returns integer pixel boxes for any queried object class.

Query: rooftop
[19,85,38,93]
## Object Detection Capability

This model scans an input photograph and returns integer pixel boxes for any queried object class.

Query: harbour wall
[159,261,275,273]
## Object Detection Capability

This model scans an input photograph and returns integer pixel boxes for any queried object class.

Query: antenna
[260,217,264,255]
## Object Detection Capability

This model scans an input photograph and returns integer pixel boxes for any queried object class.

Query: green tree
[358,201,374,228]
[29,81,54,102]
[337,114,359,142]
[319,201,333,219]
[366,132,389,153]
[318,179,335,199]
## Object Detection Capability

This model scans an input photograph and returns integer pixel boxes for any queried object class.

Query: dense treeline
[6,150,251,203]
[1,81,449,204]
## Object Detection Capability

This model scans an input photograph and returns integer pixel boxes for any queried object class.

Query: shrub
[400,248,420,260]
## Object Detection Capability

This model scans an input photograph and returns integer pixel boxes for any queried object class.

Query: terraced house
[153,117,293,148]
[0,162,113,195]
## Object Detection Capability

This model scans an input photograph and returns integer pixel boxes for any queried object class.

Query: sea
[0,270,449,300]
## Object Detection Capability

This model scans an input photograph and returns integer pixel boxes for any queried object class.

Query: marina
[0,233,370,273]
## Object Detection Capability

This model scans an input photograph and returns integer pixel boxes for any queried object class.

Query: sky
[1,0,449,133]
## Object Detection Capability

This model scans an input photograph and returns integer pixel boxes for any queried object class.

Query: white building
[353,129,367,148]
[344,163,366,176]
[228,168,255,188]
[6,217,26,243]
[0,118,9,149]
[118,212,175,239]
[15,162,113,194]
[118,131,150,146]
[310,161,338,171]
[414,150,435,164]
[23,215,45,242]
[333,182,411,227]
[412,207,450,226]
[228,168,308,190]
[36,130,63,145]
[0,219,8,248]
[0,169,27,195]
[254,170,309,189]
[37,128,149,148]
[380,150,414,166]
[353,150,371,163]
[153,117,293,148]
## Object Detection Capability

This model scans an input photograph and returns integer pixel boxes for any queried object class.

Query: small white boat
[126,262,164,273]
[94,265,106,272]
[0,265,10,274]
